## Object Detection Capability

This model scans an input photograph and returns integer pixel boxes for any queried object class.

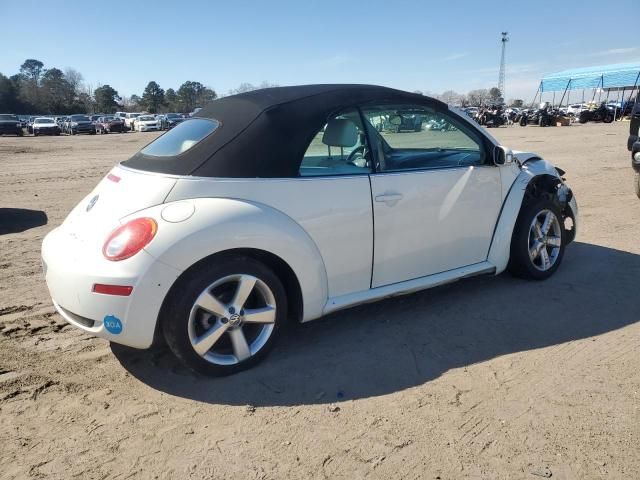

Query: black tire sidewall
[508,199,566,280]
[161,256,287,376]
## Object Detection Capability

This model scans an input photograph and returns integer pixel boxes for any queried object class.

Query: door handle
[375,193,403,203]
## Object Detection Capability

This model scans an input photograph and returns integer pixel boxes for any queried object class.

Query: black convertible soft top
[122,84,447,178]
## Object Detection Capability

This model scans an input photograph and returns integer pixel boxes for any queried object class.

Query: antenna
[498,32,509,102]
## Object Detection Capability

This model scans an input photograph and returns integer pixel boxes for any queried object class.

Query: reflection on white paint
[438,166,473,221]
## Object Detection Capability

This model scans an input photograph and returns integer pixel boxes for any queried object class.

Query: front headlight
[16,123,21,128]
[71,122,78,127]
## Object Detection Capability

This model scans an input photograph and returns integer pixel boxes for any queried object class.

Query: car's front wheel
[508,199,566,280]
[162,256,286,376]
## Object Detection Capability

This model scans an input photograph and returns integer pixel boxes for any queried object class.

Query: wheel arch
[152,247,305,347]
[488,164,575,273]
[133,197,328,347]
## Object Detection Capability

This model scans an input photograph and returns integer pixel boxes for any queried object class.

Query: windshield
[128,113,140,118]
[35,118,53,124]
[71,115,90,122]
[104,116,115,121]
[167,113,181,119]
[139,115,155,121]
[0,114,18,121]
[140,118,219,157]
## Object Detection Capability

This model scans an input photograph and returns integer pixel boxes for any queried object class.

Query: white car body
[134,115,159,132]
[122,112,141,129]
[41,85,578,373]
[566,104,587,116]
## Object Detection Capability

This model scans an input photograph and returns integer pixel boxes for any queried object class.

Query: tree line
[415,87,523,107]
[1,58,521,115]
[0,59,219,115]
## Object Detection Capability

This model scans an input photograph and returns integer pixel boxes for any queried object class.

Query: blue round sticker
[103,315,123,335]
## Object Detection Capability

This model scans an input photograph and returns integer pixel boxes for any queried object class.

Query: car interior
[299,107,485,176]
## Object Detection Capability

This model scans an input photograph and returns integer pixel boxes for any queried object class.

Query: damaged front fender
[488,157,578,273]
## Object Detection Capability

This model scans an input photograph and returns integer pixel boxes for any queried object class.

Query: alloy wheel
[528,209,562,271]
[187,274,276,365]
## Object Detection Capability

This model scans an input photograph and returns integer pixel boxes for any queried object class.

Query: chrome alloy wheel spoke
[229,328,251,361]
[243,306,276,324]
[231,275,257,312]
[193,322,229,356]
[528,209,562,272]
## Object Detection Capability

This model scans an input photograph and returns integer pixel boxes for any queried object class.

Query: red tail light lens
[103,218,157,261]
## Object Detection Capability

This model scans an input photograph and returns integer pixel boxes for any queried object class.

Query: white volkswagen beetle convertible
[42,85,578,375]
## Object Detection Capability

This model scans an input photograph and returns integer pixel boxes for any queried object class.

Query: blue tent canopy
[540,63,640,92]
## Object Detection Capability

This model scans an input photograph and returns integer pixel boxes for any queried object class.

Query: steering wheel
[346,145,367,167]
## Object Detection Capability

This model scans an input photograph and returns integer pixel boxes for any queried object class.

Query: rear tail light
[103,217,157,261]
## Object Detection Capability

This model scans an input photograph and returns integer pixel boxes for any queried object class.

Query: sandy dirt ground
[0,123,638,479]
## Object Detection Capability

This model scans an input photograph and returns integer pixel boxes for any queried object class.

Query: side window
[299,108,372,177]
[361,105,485,172]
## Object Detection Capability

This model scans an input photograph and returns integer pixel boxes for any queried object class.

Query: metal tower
[498,32,509,101]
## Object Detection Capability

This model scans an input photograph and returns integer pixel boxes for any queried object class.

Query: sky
[2,0,639,102]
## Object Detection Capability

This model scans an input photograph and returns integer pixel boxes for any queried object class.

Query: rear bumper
[42,226,181,349]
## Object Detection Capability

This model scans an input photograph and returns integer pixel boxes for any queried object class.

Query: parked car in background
[157,113,185,130]
[95,116,126,134]
[123,113,141,131]
[32,117,61,136]
[65,114,96,135]
[26,116,38,134]
[566,104,586,117]
[41,84,578,376]
[0,114,24,136]
[132,114,159,132]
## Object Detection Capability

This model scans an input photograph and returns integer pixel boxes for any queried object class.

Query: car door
[361,104,503,288]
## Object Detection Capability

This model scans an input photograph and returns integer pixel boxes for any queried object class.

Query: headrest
[322,118,358,148]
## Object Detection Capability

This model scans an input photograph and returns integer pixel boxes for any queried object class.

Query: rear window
[140,118,219,157]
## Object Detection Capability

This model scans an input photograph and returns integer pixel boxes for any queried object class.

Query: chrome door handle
[375,193,403,203]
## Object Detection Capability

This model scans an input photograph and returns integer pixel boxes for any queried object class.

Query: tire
[578,113,588,124]
[161,255,287,376]
[508,199,566,280]
[519,117,527,127]
[635,173,640,200]
[603,114,613,124]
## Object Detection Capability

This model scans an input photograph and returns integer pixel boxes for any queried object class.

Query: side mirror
[494,145,514,165]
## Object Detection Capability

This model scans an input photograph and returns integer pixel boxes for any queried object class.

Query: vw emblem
[86,195,99,212]
[228,313,242,327]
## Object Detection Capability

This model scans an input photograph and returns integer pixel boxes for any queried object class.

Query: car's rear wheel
[162,256,286,376]
[508,199,566,280]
